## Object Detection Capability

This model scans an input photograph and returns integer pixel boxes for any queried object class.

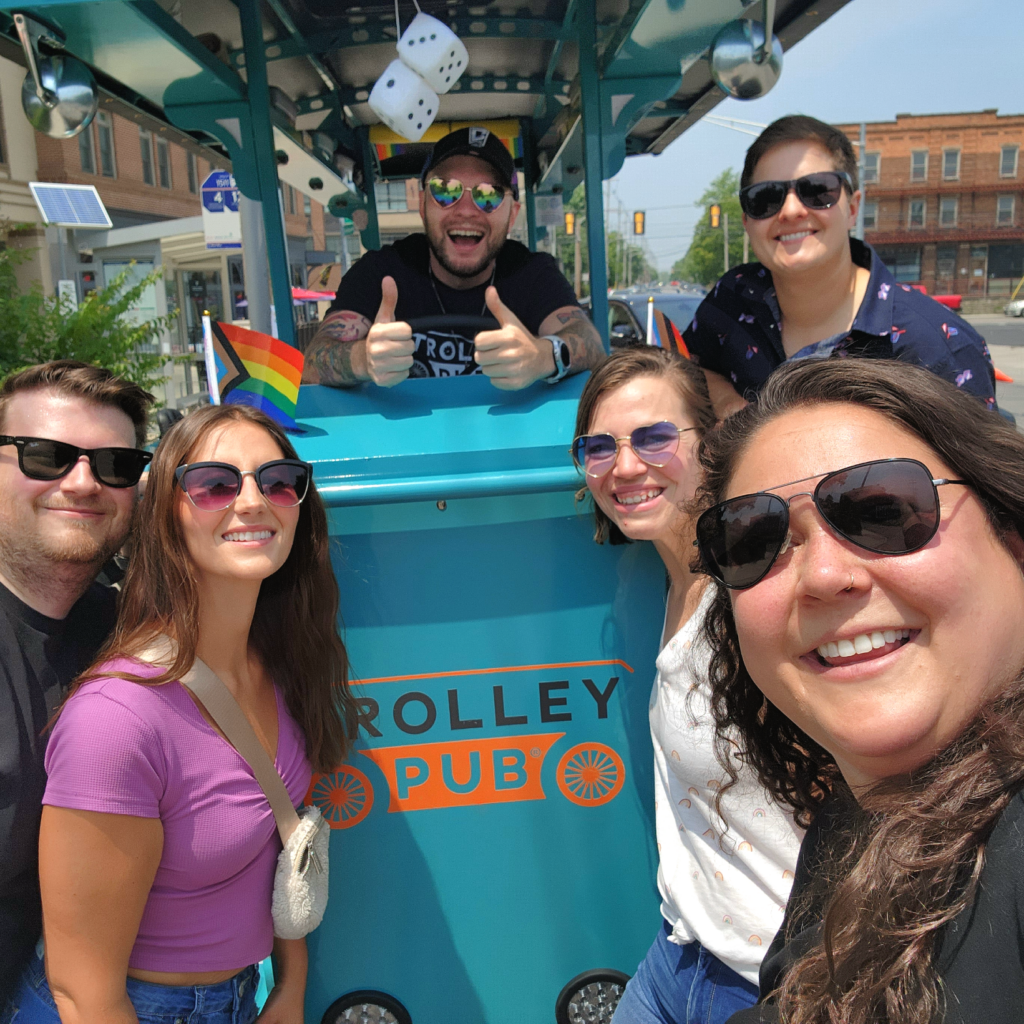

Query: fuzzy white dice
[397,12,468,95]
[367,59,439,142]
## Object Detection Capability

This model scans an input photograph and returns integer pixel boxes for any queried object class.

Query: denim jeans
[612,922,759,1024]
[1,945,259,1024]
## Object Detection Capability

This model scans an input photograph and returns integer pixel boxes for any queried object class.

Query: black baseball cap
[420,126,519,200]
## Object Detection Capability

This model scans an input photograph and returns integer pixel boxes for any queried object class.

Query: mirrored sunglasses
[175,459,312,512]
[0,435,151,488]
[695,458,966,590]
[739,171,853,220]
[427,176,507,214]
[571,422,697,479]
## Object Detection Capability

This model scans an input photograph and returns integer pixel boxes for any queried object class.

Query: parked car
[583,288,704,353]
[1004,297,1024,317]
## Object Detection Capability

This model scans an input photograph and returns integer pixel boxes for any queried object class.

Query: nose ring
[845,571,855,591]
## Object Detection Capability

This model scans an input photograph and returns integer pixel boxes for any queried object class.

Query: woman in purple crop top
[4,405,357,1024]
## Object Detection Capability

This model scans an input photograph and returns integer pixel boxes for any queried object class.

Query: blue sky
[609,0,1024,273]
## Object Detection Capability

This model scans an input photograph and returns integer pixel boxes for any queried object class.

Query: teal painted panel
[18,1,243,107]
[292,379,664,1022]
[605,0,748,79]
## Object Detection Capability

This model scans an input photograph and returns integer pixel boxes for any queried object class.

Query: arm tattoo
[549,307,604,374]
[301,310,371,387]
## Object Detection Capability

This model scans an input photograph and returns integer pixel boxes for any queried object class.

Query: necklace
[428,262,496,317]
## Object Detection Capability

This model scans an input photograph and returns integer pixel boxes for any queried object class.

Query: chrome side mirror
[709,0,783,100]
[14,12,98,138]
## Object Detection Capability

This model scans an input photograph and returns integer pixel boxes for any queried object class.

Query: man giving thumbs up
[303,126,603,390]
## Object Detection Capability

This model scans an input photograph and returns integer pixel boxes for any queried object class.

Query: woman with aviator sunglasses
[572,348,804,1024]
[693,359,1024,1024]
[6,404,356,1024]
[681,115,994,420]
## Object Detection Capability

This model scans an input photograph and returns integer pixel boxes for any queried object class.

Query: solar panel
[28,183,112,229]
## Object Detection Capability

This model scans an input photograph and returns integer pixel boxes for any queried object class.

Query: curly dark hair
[693,357,1024,1024]
[573,346,715,544]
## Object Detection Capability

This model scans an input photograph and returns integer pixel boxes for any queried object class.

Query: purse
[139,639,330,940]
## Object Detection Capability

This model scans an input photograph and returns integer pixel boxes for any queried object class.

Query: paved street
[991,344,1024,426]
[965,313,1024,348]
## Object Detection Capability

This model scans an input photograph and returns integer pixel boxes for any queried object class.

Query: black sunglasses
[739,171,853,220]
[175,460,312,512]
[695,458,967,590]
[0,435,151,488]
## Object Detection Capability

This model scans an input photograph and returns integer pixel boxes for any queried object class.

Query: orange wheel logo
[306,764,374,829]
[557,743,625,806]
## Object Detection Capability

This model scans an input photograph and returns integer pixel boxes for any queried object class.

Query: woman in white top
[571,348,803,1024]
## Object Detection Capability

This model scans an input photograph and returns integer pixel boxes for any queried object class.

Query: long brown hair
[72,403,354,773]
[573,346,716,544]
[694,358,1024,1024]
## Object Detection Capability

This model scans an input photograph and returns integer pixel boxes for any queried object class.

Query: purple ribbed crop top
[43,659,312,972]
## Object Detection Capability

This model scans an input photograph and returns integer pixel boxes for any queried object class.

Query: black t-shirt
[727,790,1024,1023]
[328,234,579,378]
[0,579,116,1005]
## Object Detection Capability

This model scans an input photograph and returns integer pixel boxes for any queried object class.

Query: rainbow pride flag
[210,321,304,431]
[371,118,523,162]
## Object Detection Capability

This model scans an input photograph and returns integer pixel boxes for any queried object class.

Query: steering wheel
[405,314,499,336]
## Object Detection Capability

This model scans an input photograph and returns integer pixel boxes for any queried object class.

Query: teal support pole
[520,119,538,252]
[577,0,609,349]
[358,127,382,251]
[238,0,295,346]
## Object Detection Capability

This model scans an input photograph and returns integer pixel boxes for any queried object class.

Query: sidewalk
[992,345,1024,427]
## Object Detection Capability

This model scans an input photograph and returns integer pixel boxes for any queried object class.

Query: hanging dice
[396,12,469,95]
[367,59,439,143]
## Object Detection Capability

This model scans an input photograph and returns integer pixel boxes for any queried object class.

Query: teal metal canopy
[0,0,851,343]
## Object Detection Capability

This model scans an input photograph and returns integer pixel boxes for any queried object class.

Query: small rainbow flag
[371,119,523,162]
[210,321,304,431]
[648,309,690,357]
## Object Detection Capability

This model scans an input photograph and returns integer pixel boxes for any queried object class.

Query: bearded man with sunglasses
[683,115,995,419]
[0,360,153,1009]
[304,126,604,389]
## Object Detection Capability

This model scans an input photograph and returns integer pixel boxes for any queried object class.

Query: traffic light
[633,210,645,235]
[564,211,575,235]
[710,204,721,228]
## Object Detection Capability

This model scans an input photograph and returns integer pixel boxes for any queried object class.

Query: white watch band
[543,335,570,384]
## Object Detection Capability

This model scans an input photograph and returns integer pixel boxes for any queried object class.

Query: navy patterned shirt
[682,239,996,409]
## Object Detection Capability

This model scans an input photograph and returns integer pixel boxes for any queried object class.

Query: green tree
[672,169,746,286]
[0,229,176,389]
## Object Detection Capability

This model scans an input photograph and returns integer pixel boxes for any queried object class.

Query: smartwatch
[543,335,572,384]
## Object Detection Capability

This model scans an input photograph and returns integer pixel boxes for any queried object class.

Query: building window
[97,112,116,177]
[997,195,1015,226]
[939,196,958,227]
[303,195,312,218]
[909,198,926,228]
[187,152,199,194]
[78,125,96,174]
[936,244,957,279]
[863,152,880,183]
[287,185,296,215]
[1001,146,1019,178]
[910,150,928,182]
[374,181,409,211]
[139,129,155,186]
[942,148,960,180]
[878,247,922,283]
[156,138,172,189]
[862,200,878,229]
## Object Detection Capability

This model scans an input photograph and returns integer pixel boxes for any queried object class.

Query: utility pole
[855,121,866,241]
[723,210,730,274]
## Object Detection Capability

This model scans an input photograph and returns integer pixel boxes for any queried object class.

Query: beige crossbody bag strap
[138,639,301,843]
[180,658,301,845]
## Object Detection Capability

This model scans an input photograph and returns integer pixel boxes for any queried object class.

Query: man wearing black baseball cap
[304,126,603,389]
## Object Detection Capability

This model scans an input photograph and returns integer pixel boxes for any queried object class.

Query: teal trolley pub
[0,0,850,1018]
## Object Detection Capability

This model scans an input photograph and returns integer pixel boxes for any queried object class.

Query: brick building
[835,109,1024,301]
